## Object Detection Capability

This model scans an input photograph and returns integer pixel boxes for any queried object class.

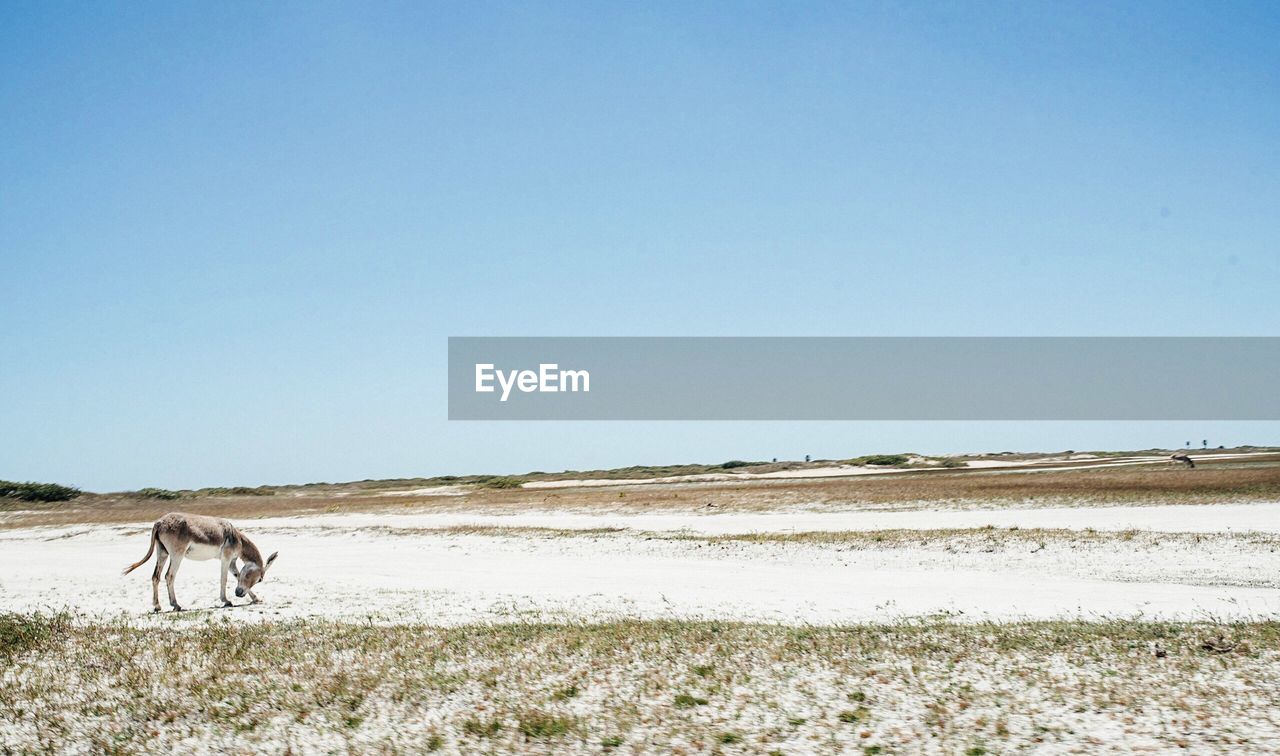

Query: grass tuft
[516,710,576,739]
[0,612,70,657]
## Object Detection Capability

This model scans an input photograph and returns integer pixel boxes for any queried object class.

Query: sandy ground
[4,501,1279,625]
[240,500,1280,535]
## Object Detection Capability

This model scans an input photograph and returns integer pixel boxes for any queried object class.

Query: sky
[2,2,1278,491]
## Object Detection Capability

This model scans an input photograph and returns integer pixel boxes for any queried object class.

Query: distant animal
[123,512,278,612]
[1170,454,1195,468]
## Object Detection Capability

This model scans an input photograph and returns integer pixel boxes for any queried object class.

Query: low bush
[476,477,523,489]
[848,454,909,467]
[0,480,81,502]
[201,486,275,497]
[136,487,183,500]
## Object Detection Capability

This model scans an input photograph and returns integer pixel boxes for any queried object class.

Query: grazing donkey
[123,512,278,612]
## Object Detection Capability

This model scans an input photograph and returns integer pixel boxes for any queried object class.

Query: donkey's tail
[122,522,160,575]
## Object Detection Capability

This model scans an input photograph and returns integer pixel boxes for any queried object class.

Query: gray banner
[448,337,1280,420]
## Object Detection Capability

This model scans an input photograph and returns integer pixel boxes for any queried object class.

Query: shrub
[201,486,275,497]
[848,454,909,467]
[477,477,523,489]
[0,480,81,502]
[136,487,183,500]
[719,460,755,469]
[939,458,967,468]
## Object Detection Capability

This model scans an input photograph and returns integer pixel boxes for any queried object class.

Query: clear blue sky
[3,2,1278,491]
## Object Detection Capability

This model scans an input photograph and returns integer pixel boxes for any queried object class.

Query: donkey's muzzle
[235,588,246,598]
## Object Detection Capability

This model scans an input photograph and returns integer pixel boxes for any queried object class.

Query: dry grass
[4,457,1279,531]
[2,614,1278,752]
[506,458,1280,512]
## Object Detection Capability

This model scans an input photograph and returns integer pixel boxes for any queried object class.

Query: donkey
[123,512,278,612]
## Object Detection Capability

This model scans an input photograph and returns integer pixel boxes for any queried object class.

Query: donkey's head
[235,551,278,598]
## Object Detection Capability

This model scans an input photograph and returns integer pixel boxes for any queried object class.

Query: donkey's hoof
[222,601,233,608]
[152,607,162,614]
[171,605,183,612]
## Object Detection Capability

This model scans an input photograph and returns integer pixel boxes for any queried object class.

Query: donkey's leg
[219,557,233,607]
[150,547,169,613]
[165,551,186,611]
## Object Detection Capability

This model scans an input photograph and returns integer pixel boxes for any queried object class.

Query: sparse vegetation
[5,454,1280,529]
[476,476,523,489]
[135,487,183,500]
[463,716,503,738]
[358,523,1280,559]
[0,612,71,658]
[198,485,275,497]
[1,616,1277,752]
[839,707,869,723]
[516,710,576,739]
[848,454,910,467]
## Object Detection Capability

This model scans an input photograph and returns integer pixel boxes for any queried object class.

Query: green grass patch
[0,612,71,658]
[516,710,576,739]
[674,693,709,708]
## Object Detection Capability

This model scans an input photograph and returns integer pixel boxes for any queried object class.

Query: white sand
[3,501,1279,625]
[179,500,1280,536]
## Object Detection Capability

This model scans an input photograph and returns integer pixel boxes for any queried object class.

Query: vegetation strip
[300,523,1280,550]
[2,614,1278,752]
[6,457,1280,529]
